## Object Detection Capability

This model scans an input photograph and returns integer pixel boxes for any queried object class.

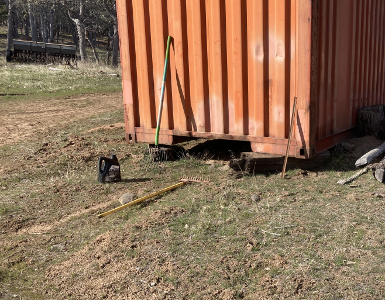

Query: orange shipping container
[116,0,385,158]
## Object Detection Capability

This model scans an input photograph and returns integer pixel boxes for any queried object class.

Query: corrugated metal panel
[117,0,318,157]
[313,0,385,153]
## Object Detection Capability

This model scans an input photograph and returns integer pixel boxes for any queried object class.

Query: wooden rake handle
[98,181,185,218]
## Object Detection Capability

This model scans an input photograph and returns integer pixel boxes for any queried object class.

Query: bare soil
[342,135,385,162]
[2,92,385,299]
[0,92,123,146]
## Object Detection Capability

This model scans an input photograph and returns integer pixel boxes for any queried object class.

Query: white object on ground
[355,141,385,167]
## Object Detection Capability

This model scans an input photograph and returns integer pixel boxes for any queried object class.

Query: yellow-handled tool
[98,181,185,218]
[97,176,210,218]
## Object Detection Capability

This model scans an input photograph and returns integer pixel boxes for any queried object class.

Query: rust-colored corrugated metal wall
[313,0,385,153]
[117,0,315,158]
[118,0,385,158]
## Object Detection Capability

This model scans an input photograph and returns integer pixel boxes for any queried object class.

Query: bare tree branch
[103,0,116,21]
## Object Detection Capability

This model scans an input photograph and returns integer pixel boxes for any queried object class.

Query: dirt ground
[340,135,385,162]
[0,92,123,146]
[2,92,385,299]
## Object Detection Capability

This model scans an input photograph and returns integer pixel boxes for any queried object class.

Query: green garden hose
[155,36,172,146]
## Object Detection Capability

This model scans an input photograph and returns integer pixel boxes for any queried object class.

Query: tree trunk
[19,12,24,36]
[56,21,60,43]
[73,19,87,61]
[106,34,111,64]
[49,7,54,43]
[28,2,38,42]
[39,7,48,43]
[112,22,119,66]
[106,34,110,51]
[67,0,87,62]
[72,30,77,45]
[67,14,78,46]
[103,0,119,66]
[86,33,99,63]
[25,14,30,39]
[12,9,18,38]
[6,0,13,52]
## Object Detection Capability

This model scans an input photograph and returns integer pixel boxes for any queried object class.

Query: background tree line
[1,0,119,66]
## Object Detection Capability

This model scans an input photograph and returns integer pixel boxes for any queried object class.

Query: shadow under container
[116,0,385,159]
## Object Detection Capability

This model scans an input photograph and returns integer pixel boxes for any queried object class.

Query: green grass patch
[1,33,385,298]
[0,60,122,100]
[0,204,19,216]
[0,268,8,282]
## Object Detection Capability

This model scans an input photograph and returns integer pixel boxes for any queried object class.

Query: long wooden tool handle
[98,181,185,218]
[282,97,297,179]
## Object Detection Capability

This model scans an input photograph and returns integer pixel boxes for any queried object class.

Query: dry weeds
[1,91,385,299]
[1,29,385,298]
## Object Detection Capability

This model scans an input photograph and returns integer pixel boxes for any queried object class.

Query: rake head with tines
[140,145,169,173]
[180,176,210,183]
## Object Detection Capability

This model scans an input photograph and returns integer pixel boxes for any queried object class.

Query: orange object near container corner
[116,0,385,159]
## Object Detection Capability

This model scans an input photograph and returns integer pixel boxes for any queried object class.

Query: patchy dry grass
[1,30,385,300]
[1,90,385,299]
[0,24,121,100]
[0,59,122,100]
